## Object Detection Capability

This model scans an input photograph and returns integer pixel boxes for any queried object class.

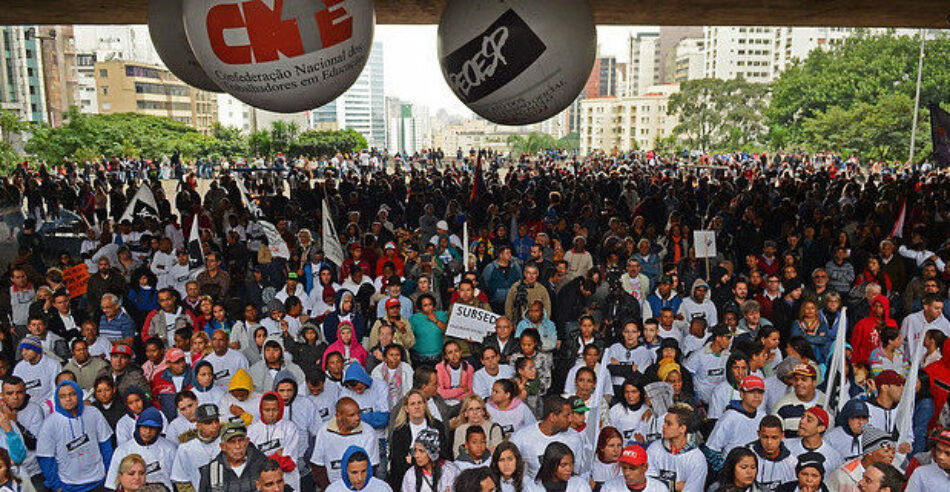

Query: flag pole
[908,29,927,166]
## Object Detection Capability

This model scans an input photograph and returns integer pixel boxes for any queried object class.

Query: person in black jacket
[554,315,607,396]
[199,424,270,492]
[387,390,451,490]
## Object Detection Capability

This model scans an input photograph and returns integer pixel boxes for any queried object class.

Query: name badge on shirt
[501,424,515,435]
[708,368,724,377]
[330,459,342,470]
[215,369,231,380]
[319,408,330,419]
[623,428,635,440]
[24,380,40,390]
[259,439,281,453]
[657,470,677,488]
[228,416,244,424]
[66,434,90,451]
[146,461,161,474]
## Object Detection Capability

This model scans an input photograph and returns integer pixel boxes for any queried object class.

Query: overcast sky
[376,25,659,116]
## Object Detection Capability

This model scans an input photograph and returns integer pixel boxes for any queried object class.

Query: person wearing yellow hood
[218,368,261,426]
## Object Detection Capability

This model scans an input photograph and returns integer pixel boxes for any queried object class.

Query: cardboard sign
[445,303,500,342]
[62,264,90,298]
[693,230,717,258]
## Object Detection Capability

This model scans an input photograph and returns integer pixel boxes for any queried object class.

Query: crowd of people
[0,150,948,492]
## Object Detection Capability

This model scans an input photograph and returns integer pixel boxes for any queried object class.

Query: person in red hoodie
[850,295,897,367]
[924,338,950,429]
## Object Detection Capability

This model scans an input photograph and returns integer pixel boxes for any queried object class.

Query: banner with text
[445,303,500,342]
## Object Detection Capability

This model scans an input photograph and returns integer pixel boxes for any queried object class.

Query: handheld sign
[445,303,499,342]
[62,264,90,298]
[693,230,717,258]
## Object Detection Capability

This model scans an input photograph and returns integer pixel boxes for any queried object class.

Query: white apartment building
[579,84,679,153]
[217,93,252,133]
[673,38,705,83]
[703,26,778,82]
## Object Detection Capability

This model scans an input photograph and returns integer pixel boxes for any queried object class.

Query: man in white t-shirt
[12,334,59,402]
[171,404,223,491]
[472,346,515,399]
[203,329,249,389]
[509,395,586,480]
[310,397,380,490]
[906,428,950,490]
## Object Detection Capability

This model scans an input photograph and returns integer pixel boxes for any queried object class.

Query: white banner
[120,184,159,223]
[445,303,500,342]
[259,220,290,259]
[823,307,849,418]
[322,200,345,267]
[693,230,717,258]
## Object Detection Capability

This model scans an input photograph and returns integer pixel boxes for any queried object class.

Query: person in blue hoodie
[325,445,393,492]
[323,290,368,344]
[340,363,391,478]
[36,380,114,492]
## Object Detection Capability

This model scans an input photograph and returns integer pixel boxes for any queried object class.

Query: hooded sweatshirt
[925,338,950,429]
[192,360,227,408]
[218,368,262,427]
[324,445,392,492]
[309,412,380,484]
[249,336,307,391]
[748,440,796,491]
[114,388,169,446]
[850,295,897,366]
[323,290,367,344]
[706,400,765,455]
[339,363,390,436]
[825,399,869,462]
[105,407,177,490]
[248,391,301,490]
[707,353,747,420]
[37,380,115,492]
[323,321,369,369]
[677,279,718,326]
[273,370,317,459]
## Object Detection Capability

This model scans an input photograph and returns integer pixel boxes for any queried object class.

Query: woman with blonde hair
[450,394,504,458]
[388,390,450,489]
[115,454,168,492]
[189,330,212,363]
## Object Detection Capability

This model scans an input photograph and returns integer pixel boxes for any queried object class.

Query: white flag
[120,185,159,223]
[824,307,849,418]
[259,220,290,259]
[236,177,261,218]
[896,330,927,452]
[322,200,344,267]
[187,215,204,270]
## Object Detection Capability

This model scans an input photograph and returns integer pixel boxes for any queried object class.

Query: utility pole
[908,29,927,166]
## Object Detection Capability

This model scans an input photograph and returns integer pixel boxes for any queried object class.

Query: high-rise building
[673,38,705,83]
[93,59,217,133]
[74,25,160,66]
[657,27,703,83]
[626,32,660,97]
[386,97,430,154]
[76,51,98,114]
[216,94,252,133]
[579,84,679,154]
[311,42,386,149]
[0,26,48,124]
[703,26,778,83]
[583,56,620,99]
[34,26,79,127]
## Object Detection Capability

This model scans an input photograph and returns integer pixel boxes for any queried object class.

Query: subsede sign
[445,304,500,342]
[184,0,375,113]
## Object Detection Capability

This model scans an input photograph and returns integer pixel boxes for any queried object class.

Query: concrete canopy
[0,0,947,27]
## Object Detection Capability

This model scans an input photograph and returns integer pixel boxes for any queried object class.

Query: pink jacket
[435,360,474,402]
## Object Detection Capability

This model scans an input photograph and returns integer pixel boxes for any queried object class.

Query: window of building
[99,69,108,78]
[101,86,109,95]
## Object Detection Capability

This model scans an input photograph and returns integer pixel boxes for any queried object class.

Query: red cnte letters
[242,0,304,62]
[206,3,252,64]
[316,0,353,49]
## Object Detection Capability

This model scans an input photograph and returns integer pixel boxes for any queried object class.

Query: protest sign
[445,303,499,342]
[63,264,90,298]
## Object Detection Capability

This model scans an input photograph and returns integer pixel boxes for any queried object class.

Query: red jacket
[435,359,474,402]
[924,338,950,429]
[850,295,897,366]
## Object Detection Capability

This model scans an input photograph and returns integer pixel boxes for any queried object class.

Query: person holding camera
[504,265,551,325]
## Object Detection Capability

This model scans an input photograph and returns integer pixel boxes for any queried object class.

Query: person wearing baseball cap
[601,444,666,492]
[772,362,824,438]
[151,347,195,418]
[198,423,270,491]
[787,406,844,476]
[376,241,405,277]
[906,428,950,489]
[429,220,462,250]
[106,343,150,400]
[171,404,223,491]
[685,322,732,404]
[707,375,766,456]
[867,370,904,441]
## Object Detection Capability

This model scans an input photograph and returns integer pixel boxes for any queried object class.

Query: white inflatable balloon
[183,0,375,113]
[437,0,596,126]
[147,0,221,92]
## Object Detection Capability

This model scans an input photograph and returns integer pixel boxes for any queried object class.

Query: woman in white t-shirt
[590,427,624,489]
[401,429,459,492]
[526,442,591,492]
[486,379,537,439]
[607,379,647,444]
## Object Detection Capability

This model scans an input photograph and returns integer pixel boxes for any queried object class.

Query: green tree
[506,132,563,154]
[769,31,950,155]
[290,128,367,157]
[247,130,271,157]
[209,123,249,159]
[668,78,768,152]
[0,110,32,171]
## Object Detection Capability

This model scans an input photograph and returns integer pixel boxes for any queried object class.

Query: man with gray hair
[98,293,135,346]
